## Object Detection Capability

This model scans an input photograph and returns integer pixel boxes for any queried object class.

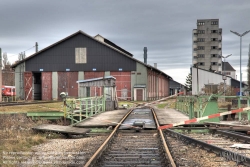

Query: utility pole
[0,48,2,102]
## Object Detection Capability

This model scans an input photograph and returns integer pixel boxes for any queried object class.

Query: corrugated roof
[11,30,172,79]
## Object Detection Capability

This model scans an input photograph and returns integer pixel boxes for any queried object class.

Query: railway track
[165,129,250,166]
[84,107,176,167]
[95,131,168,166]
[83,107,250,166]
[0,101,58,107]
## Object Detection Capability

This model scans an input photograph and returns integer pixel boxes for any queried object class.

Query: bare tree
[2,52,10,68]
[18,52,26,61]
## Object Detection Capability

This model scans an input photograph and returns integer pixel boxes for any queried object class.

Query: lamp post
[230,30,250,98]
[221,54,232,95]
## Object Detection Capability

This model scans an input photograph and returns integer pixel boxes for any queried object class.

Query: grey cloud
[1,0,250,84]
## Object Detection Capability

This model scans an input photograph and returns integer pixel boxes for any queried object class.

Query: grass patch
[0,101,63,113]
[0,114,66,166]
[157,103,167,109]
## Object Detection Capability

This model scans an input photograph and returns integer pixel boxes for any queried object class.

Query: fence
[64,96,105,124]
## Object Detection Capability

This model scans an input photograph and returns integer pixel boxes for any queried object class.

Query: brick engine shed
[11,30,172,101]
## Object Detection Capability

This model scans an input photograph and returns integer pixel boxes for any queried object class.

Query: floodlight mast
[230,30,250,99]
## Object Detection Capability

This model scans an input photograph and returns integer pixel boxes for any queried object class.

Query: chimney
[35,42,38,53]
[154,63,157,68]
[143,47,147,64]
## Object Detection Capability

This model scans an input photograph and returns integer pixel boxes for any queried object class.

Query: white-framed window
[198,38,205,42]
[198,46,205,50]
[198,30,205,34]
[211,21,218,25]
[197,22,205,26]
[198,54,205,58]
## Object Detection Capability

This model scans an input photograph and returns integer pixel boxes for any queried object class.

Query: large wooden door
[58,72,79,99]
[110,72,131,100]
[136,89,143,101]
[24,72,33,100]
[42,72,52,100]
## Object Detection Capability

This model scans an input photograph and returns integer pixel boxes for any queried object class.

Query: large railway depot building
[12,30,172,101]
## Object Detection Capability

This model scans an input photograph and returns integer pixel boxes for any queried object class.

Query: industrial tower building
[192,19,222,72]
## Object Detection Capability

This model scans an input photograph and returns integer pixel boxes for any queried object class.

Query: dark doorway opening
[33,72,41,100]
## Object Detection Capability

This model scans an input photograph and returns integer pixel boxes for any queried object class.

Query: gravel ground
[17,135,108,167]
[166,135,247,167]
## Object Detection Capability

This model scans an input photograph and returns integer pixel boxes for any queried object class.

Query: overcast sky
[1,0,250,84]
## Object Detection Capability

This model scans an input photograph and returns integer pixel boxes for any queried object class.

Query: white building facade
[192,67,230,95]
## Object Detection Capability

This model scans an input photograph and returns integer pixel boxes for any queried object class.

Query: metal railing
[64,96,105,124]
[175,95,250,122]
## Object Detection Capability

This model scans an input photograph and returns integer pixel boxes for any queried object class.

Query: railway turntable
[32,124,91,136]
[74,109,129,128]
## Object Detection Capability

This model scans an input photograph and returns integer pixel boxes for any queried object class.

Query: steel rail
[152,108,176,167]
[166,129,250,166]
[215,130,250,143]
[83,108,133,167]
[0,101,58,107]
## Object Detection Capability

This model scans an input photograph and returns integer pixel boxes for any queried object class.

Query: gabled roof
[94,34,133,57]
[222,62,235,71]
[11,30,172,79]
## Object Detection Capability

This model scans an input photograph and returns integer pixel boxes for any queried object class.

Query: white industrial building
[192,67,247,95]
